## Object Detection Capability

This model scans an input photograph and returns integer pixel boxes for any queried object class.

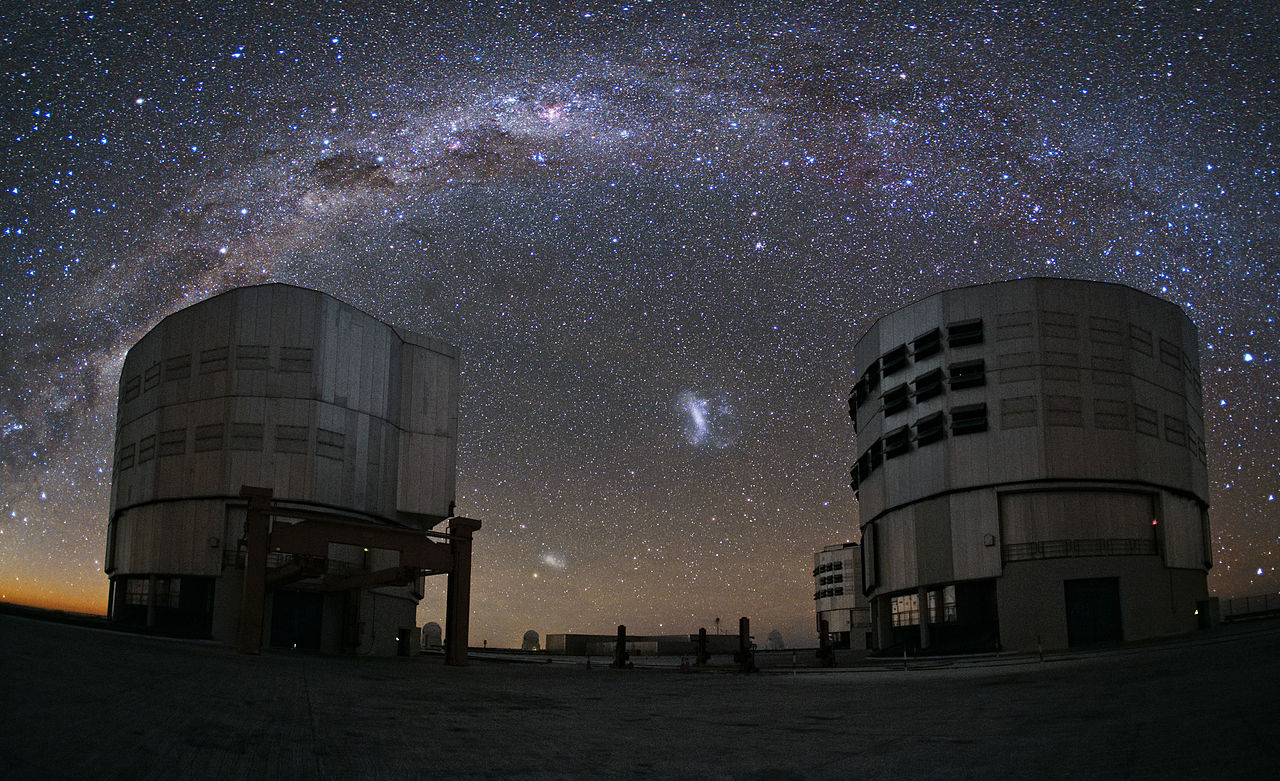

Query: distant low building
[813,542,871,650]
[545,632,741,657]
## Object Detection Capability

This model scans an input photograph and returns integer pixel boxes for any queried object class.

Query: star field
[2,1,1278,645]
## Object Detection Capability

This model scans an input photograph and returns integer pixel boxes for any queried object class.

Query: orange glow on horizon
[2,584,108,616]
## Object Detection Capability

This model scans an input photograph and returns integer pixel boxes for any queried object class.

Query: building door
[270,590,324,651]
[174,576,216,638]
[1064,577,1122,647]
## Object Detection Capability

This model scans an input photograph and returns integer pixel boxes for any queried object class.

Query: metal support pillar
[918,586,931,651]
[444,516,482,666]
[145,574,158,629]
[736,616,757,673]
[236,486,273,654]
[611,624,630,669]
[872,595,893,652]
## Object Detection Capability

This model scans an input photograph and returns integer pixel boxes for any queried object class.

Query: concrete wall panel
[950,490,1001,580]
[914,497,954,586]
[875,511,918,594]
[1162,494,1208,570]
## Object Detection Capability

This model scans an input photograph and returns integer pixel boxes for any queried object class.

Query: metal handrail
[1002,537,1157,562]
[221,549,365,576]
[1221,593,1280,617]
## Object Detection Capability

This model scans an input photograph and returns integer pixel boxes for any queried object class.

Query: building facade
[850,278,1211,653]
[813,542,871,649]
[105,284,478,658]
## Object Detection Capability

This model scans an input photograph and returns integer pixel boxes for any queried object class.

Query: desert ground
[2,612,1277,779]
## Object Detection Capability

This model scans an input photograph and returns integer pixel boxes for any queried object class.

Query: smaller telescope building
[849,278,1212,653]
[105,284,479,659]
[813,542,871,650]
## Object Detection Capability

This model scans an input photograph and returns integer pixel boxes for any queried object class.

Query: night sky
[2,1,1277,647]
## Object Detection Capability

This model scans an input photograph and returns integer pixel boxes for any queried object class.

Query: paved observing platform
[3,613,1277,779]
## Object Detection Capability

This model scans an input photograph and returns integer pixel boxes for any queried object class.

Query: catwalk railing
[1221,592,1280,620]
[1002,537,1157,563]
[222,549,361,576]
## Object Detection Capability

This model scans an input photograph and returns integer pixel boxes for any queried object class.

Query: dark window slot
[913,368,944,401]
[951,403,988,435]
[884,383,911,416]
[948,319,984,347]
[882,345,908,376]
[865,359,880,390]
[949,359,986,390]
[884,425,911,459]
[912,328,942,361]
[915,411,946,445]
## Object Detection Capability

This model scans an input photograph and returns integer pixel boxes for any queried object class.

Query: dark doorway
[270,590,324,651]
[1064,577,1122,647]
[172,576,215,638]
